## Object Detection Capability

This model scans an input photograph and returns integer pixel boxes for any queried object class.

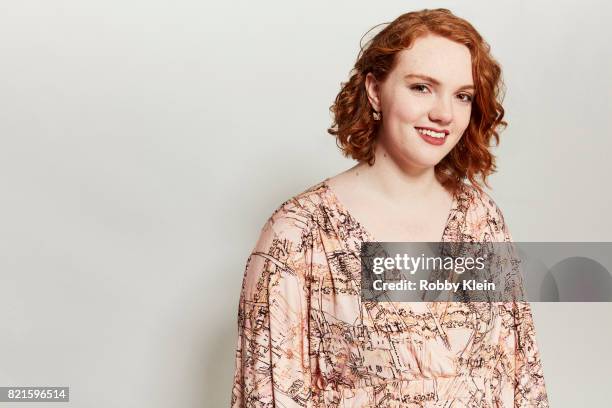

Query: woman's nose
[428,96,453,124]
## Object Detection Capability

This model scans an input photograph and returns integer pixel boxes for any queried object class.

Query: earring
[372,110,381,121]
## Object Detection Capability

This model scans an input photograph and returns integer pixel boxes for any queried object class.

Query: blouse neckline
[319,177,463,243]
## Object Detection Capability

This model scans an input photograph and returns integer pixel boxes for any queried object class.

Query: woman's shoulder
[460,182,505,215]
[259,179,330,243]
[459,182,512,241]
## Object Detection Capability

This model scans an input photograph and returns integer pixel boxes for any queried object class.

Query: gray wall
[1,0,610,407]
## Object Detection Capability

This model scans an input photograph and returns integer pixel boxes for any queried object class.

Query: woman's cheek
[391,100,422,123]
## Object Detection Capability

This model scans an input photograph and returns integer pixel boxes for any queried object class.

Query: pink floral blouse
[230,179,549,407]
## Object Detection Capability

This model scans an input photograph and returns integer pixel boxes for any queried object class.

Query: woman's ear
[364,72,382,112]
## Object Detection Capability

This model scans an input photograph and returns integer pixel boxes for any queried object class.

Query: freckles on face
[377,34,474,167]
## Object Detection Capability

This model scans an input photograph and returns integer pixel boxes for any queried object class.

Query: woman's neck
[352,145,442,203]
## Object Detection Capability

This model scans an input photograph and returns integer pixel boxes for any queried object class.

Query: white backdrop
[1,0,611,407]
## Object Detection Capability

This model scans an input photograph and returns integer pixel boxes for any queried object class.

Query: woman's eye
[410,84,429,93]
[410,85,473,103]
[458,93,473,103]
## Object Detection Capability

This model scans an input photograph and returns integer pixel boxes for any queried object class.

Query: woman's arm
[230,215,314,407]
[481,192,550,407]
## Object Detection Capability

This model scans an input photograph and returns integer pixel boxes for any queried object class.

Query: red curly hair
[327,8,507,195]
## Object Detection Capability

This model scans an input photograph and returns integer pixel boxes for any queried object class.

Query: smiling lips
[415,126,449,146]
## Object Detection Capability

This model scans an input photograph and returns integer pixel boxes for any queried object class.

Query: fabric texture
[231,179,549,407]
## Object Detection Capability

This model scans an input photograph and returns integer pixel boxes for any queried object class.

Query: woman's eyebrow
[404,73,475,91]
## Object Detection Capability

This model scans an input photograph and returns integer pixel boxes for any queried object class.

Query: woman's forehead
[393,35,473,83]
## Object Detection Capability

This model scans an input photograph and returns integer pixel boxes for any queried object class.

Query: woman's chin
[394,159,443,172]
[403,154,446,169]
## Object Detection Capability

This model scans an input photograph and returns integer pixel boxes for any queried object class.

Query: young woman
[231,8,549,407]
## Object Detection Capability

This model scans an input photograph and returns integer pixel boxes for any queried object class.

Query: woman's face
[365,34,474,170]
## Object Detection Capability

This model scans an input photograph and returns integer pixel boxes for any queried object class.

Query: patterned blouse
[231,179,549,407]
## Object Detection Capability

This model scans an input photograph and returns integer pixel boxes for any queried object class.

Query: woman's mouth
[415,127,448,146]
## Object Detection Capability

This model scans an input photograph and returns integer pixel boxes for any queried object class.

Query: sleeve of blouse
[230,216,314,408]
[495,210,550,408]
